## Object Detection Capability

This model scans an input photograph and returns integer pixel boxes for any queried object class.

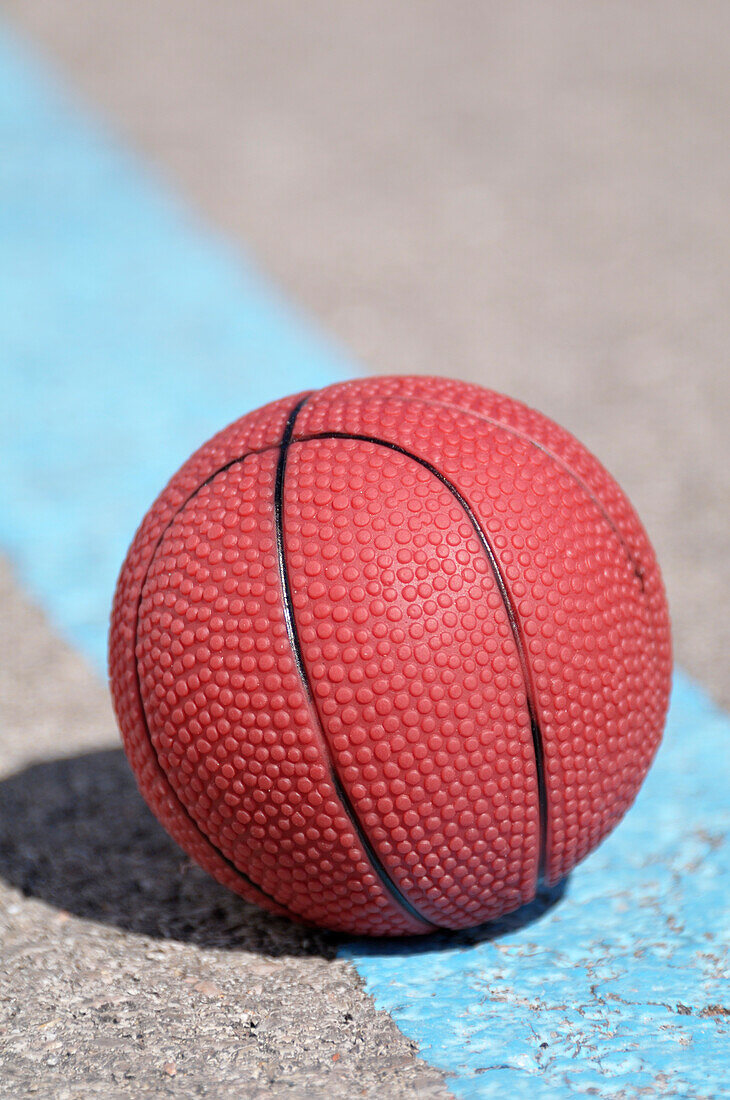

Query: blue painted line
[344,672,730,1097]
[1,23,728,1099]
[0,25,353,669]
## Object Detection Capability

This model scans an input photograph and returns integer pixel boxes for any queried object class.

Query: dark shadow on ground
[336,878,569,960]
[0,748,334,957]
[0,748,567,957]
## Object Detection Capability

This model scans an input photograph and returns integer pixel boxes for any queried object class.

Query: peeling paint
[343,673,730,1098]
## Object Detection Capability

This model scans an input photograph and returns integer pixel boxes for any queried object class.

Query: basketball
[109,376,671,935]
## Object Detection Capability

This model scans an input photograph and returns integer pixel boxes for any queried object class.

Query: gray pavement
[1,2,729,1097]
[0,559,448,1099]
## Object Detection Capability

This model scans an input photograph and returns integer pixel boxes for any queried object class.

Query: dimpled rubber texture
[109,376,672,935]
[283,438,539,927]
[109,393,309,923]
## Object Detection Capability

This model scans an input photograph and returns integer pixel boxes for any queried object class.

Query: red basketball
[109,376,671,935]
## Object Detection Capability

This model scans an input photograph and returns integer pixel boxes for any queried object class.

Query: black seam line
[351,392,646,592]
[131,427,317,920]
[275,401,439,931]
[296,431,550,888]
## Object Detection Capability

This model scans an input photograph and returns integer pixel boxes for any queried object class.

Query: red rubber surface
[109,376,672,935]
[109,393,308,922]
[283,438,539,926]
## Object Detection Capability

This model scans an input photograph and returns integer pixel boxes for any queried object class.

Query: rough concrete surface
[0,559,449,1099]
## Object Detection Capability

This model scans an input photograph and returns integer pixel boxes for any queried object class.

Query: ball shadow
[336,878,569,960]
[0,748,334,957]
[0,747,568,956]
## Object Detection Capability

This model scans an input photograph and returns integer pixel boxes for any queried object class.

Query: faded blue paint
[1,22,727,1100]
[344,673,730,1097]
[0,26,352,669]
